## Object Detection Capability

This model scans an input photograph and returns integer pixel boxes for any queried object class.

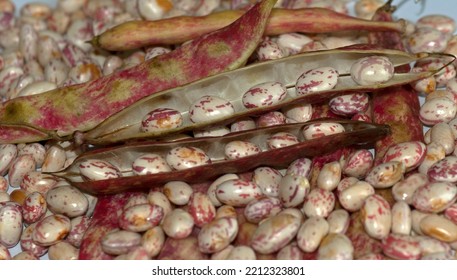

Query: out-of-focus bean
[17,81,57,97]
[215,205,237,220]
[44,58,69,85]
[162,209,194,239]
[444,203,457,224]
[317,233,354,260]
[420,215,457,242]
[0,144,17,176]
[391,201,412,235]
[226,245,256,260]
[198,217,238,254]
[12,251,38,260]
[0,202,22,248]
[256,111,286,127]
[251,214,300,254]
[141,226,165,258]
[101,230,142,256]
[276,33,312,55]
[407,27,449,53]
[0,66,23,97]
[0,191,9,203]
[417,14,456,34]
[418,236,452,256]
[102,55,123,76]
[48,241,79,260]
[68,61,102,84]
[19,24,38,62]
[276,242,304,260]
[382,234,421,260]
[66,18,93,52]
[67,215,91,248]
[17,143,45,168]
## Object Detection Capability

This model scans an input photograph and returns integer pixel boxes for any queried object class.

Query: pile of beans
[1,0,457,260]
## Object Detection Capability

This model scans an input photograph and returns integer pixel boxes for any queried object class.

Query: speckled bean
[420,97,457,126]
[230,117,256,132]
[418,236,452,256]
[19,24,38,62]
[350,56,394,86]
[256,38,285,61]
[46,185,88,218]
[48,241,79,260]
[444,203,457,224]
[225,140,261,159]
[163,181,192,206]
[41,145,66,172]
[243,197,282,223]
[242,81,287,109]
[365,161,405,189]
[391,201,412,235]
[418,142,446,175]
[141,226,165,258]
[278,174,309,207]
[407,27,449,53]
[194,126,230,138]
[101,230,142,256]
[317,233,354,260]
[282,103,313,123]
[147,191,173,218]
[286,157,312,179]
[276,242,304,260]
[343,149,373,178]
[32,214,70,246]
[20,171,58,195]
[302,122,345,140]
[188,192,216,227]
[198,217,238,254]
[0,203,22,248]
[215,205,237,220]
[327,209,350,234]
[267,132,299,149]
[216,179,263,207]
[22,192,46,224]
[8,154,36,188]
[207,174,239,207]
[119,204,164,232]
[338,180,375,212]
[256,111,286,127]
[412,182,457,213]
[431,123,455,155]
[20,223,47,257]
[166,146,211,170]
[67,215,90,248]
[295,66,338,95]
[428,155,457,183]
[317,161,341,191]
[302,188,335,218]
[79,159,121,181]
[162,208,194,239]
[0,66,23,96]
[297,217,329,253]
[0,144,17,176]
[44,58,69,85]
[382,141,426,172]
[189,95,234,123]
[382,234,421,260]
[17,143,45,168]
[420,214,457,243]
[251,214,300,254]
[329,92,369,116]
[102,55,123,75]
[361,194,391,240]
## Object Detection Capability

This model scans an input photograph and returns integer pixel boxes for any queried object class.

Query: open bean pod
[52,120,390,195]
[82,48,450,145]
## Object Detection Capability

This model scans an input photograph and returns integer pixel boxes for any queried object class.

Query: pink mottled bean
[162,208,194,239]
[140,108,183,133]
[0,243,11,260]
[382,234,421,260]
[20,171,58,195]
[163,181,193,206]
[282,103,313,123]
[48,241,79,260]
[343,149,373,178]
[166,146,211,170]
[412,182,457,213]
[361,194,391,240]
[211,245,234,260]
[276,242,304,260]
[267,132,299,149]
[17,143,45,168]
[198,217,238,254]
[230,117,256,132]
[46,185,88,217]
[297,217,329,253]
[0,203,22,248]
[225,140,261,159]
[22,192,46,224]
[418,236,452,256]
[67,215,91,248]
[19,24,38,62]
[132,153,172,176]
[79,159,121,181]
[286,157,312,179]
[302,188,335,218]
[251,214,300,254]
[215,205,237,220]
[44,58,69,85]
[256,111,286,127]
[20,223,48,257]
[418,142,446,175]
[317,161,341,191]
[189,95,234,123]
[8,154,36,188]
[207,174,239,207]
[0,144,17,176]
[382,141,426,172]
[41,145,66,172]
[101,230,142,256]
[444,203,457,224]
[391,201,412,235]
[119,203,164,232]
[428,156,457,183]
[147,191,173,217]
[278,174,310,208]
[242,81,287,109]
[338,180,375,212]
[336,177,359,196]
[32,214,70,246]
[216,179,263,207]
[188,192,216,227]
[420,97,457,126]
[142,226,165,258]
[350,56,394,86]
[295,66,338,95]
[243,197,282,224]
[431,123,455,155]
[329,92,369,116]
[407,27,449,53]
[327,209,350,234]
[194,126,230,138]
[302,122,345,140]
[256,38,285,61]
[317,233,354,260]
[417,14,456,34]
[365,161,405,189]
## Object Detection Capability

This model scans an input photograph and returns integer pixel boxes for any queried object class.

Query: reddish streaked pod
[0,0,278,144]
[91,7,406,51]
[82,48,437,145]
[49,120,390,195]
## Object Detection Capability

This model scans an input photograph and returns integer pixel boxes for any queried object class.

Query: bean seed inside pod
[350,56,394,86]
[242,81,287,108]
[79,159,121,181]
[224,140,261,160]
[132,153,172,175]
[295,66,339,95]
[166,146,211,170]
[140,108,183,133]
[267,132,299,149]
[189,95,235,123]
